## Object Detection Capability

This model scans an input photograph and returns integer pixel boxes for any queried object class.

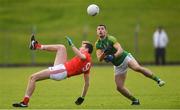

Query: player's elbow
[76,52,86,60]
[98,58,101,62]
[98,53,106,62]
[97,56,103,62]
[80,55,86,60]
[100,57,104,62]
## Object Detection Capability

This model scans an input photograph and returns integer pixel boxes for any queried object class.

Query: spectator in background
[153,26,169,65]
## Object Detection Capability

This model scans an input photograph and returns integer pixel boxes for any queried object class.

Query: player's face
[79,43,87,52]
[97,26,107,39]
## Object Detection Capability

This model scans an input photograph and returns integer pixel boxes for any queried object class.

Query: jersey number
[82,62,91,72]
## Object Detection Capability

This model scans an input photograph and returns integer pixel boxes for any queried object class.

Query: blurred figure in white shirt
[153,26,169,65]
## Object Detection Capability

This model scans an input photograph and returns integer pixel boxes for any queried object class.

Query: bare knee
[29,74,38,82]
[57,45,66,50]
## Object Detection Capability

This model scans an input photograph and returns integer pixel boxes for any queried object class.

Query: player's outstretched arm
[75,73,89,105]
[113,42,123,57]
[66,36,86,60]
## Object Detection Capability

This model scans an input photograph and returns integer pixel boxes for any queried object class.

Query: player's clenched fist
[104,54,115,62]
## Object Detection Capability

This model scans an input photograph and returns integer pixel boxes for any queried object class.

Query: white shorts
[114,53,134,75]
[49,64,67,81]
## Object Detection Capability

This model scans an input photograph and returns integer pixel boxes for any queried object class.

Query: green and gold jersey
[95,35,128,66]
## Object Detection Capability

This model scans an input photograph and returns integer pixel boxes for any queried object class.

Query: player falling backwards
[95,24,165,105]
[12,35,93,107]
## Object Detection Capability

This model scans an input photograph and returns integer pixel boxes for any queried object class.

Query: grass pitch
[0,66,180,109]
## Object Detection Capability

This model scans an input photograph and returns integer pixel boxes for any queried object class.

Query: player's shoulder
[107,35,117,43]
[107,35,117,40]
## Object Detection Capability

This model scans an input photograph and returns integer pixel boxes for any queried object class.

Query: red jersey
[64,51,92,77]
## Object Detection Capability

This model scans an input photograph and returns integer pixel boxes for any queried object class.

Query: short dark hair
[84,43,93,54]
[98,24,106,29]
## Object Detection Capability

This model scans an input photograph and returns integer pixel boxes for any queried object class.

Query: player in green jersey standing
[95,24,165,105]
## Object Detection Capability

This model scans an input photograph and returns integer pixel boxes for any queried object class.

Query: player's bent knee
[57,45,66,50]
[29,75,37,82]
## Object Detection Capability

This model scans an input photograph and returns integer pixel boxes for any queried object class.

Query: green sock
[151,74,160,82]
[129,96,137,101]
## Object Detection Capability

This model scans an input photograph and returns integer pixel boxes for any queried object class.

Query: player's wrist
[71,43,75,47]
